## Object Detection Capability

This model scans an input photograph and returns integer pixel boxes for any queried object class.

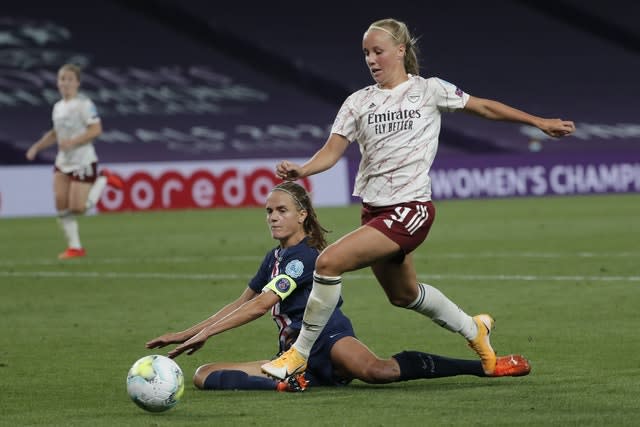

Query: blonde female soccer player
[262,18,574,380]
[25,63,122,259]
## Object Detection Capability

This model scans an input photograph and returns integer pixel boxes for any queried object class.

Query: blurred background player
[25,63,123,259]
[261,18,575,380]
[146,182,530,392]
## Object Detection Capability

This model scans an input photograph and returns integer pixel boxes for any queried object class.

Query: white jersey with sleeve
[53,94,101,173]
[331,75,469,206]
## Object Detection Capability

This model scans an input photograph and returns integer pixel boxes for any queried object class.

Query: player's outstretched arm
[167,291,279,358]
[146,287,258,350]
[276,133,350,180]
[464,96,575,137]
[26,129,57,160]
[146,332,190,349]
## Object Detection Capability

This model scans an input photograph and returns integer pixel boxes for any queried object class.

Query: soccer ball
[126,355,184,412]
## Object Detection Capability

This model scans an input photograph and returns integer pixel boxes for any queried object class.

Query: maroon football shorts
[54,162,98,183]
[361,200,435,256]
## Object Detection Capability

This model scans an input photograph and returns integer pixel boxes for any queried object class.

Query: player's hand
[25,146,38,161]
[146,333,185,349]
[276,160,303,181]
[167,335,206,358]
[539,118,576,138]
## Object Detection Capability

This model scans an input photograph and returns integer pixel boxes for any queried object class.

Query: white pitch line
[0,251,637,267]
[1,271,638,282]
[0,271,248,280]
[424,251,639,259]
[420,274,640,282]
[0,255,264,266]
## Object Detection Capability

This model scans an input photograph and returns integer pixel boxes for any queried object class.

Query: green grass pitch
[1,194,638,426]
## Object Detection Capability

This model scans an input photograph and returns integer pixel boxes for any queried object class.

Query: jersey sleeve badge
[285,259,304,278]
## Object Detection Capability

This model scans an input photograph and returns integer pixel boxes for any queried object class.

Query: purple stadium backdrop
[1,0,638,216]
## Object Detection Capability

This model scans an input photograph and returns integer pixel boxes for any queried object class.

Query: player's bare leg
[54,172,86,259]
[262,226,398,380]
[331,336,527,382]
[372,254,497,374]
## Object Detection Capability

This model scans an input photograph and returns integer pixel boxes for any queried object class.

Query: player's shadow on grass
[346,379,526,391]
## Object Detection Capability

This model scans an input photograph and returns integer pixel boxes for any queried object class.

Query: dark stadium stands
[2,0,638,164]
[1,0,342,164]
[154,0,640,155]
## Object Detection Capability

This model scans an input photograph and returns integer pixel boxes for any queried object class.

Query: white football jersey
[53,94,101,173]
[331,75,469,206]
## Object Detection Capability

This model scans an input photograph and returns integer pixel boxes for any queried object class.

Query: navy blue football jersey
[248,237,348,354]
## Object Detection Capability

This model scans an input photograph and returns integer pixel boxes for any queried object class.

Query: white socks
[293,272,342,358]
[294,279,478,359]
[407,283,478,340]
[57,210,82,249]
[58,174,106,250]
[86,175,108,210]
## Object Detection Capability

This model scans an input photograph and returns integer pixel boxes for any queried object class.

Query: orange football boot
[491,354,531,377]
[58,247,86,259]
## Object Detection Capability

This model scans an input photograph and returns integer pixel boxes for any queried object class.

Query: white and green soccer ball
[126,355,184,412]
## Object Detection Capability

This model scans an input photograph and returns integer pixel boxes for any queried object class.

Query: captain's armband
[262,274,297,300]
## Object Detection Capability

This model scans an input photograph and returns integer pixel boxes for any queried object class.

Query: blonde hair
[272,182,329,250]
[59,63,82,82]
[367,18,420,75]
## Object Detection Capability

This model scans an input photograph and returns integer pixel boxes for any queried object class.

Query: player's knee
[192,365,208,389]
[69,205,86,215]
[315,250,342,276]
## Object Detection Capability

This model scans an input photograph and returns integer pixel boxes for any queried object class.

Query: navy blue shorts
[304,314,356,387]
